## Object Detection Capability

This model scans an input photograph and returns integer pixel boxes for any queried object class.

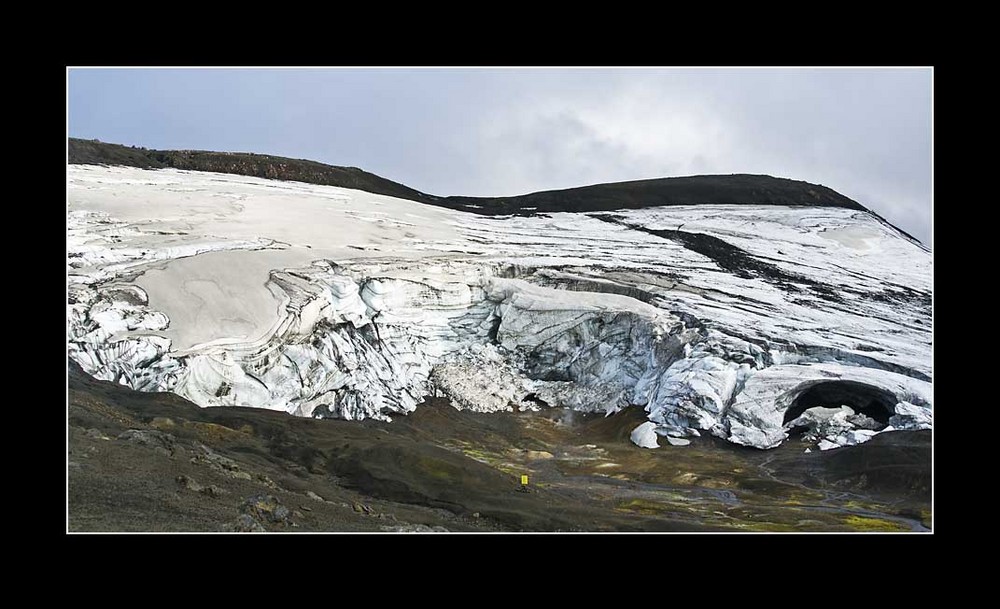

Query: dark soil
[68,361,930,533]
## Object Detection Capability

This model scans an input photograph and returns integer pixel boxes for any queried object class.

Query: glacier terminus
[67,165,932,452]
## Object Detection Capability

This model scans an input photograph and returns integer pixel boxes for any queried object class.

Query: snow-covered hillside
[67,165,932,450]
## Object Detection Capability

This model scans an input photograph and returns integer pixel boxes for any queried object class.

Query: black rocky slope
[69,138,866,215]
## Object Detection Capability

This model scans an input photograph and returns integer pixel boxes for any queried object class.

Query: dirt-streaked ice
[67,165,932,450]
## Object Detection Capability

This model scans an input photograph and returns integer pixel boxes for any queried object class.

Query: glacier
[67,165,932,450]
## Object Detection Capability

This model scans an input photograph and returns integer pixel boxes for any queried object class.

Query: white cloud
[442,69,931,245]
[70,68,932,245]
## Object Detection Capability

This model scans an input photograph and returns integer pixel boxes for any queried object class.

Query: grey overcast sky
[68,67,933,246]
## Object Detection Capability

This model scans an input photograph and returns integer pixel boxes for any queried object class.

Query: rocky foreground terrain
[69,360,930,532]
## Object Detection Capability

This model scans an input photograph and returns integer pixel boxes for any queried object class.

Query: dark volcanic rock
[442,173,865,217]
[176,475,202,492]
[69,139,432,204]
[769,430,931,500]
[227,513,266,533]
[240,494,293,528]
[69,139,881,222]
[84,428,110,440]
[117,429,176,457]
[176,475,228,497]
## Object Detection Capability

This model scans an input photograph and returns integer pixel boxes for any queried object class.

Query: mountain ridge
[68,138,920,244]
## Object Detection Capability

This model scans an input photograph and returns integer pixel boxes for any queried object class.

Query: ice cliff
[67,166,932,450]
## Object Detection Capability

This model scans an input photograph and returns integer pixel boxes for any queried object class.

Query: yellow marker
[521,475,529,486]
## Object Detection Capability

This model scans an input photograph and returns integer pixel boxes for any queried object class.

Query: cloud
[436,69,932,245]
[460,77,735,195]
[69,68,932,245]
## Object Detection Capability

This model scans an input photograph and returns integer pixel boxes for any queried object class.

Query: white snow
[630,422,660,448]
[67,165,932,450]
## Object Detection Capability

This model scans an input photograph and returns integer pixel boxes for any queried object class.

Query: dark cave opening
[521,393,550,408]
[783,381,896,426]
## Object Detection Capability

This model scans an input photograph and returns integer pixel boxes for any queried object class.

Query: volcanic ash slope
[67,165,932,450]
